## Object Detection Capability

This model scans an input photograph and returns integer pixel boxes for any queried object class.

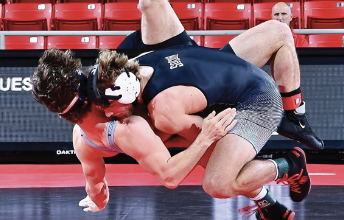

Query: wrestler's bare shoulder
[116,116,150,134]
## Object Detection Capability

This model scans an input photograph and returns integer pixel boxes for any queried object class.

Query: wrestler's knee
[138,0,153,11]
[266,20,294,43]
[202,176,239,199]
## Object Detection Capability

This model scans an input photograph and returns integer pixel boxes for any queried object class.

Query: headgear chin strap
[87,64,140,105]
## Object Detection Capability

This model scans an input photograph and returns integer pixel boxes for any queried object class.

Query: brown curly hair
[31,48,90,124]
[96,49,141,108]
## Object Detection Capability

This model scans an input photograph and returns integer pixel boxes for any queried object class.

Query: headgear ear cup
[104,71,141,104]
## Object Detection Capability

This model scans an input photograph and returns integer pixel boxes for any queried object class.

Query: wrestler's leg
[139,0,184,45]
[202,134,274,198]
[202,135,302,219]
[228,20,299,93]
[227,20,324,150]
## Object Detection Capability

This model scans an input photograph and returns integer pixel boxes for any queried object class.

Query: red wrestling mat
[0,164,343,188]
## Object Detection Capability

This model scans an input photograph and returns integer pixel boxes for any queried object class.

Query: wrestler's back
[138,45,275,112]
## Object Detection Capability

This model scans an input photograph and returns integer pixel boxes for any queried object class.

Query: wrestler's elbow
[161,177,179,189]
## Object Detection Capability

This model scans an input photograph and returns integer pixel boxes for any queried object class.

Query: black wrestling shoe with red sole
[277,147,311,202]
[255,202,295,220]
[239,201,295,220]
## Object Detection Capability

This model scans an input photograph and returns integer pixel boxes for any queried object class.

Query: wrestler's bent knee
[202,178,238,199]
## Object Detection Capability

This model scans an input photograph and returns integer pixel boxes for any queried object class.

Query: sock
[294,101,306,114]
[251,188,276,209]
[250,186,268,201]
[272,158,290,179]
[268,159,279,180]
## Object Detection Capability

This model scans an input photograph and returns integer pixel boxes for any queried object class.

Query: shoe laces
[297,113,308,127]
[276,169,307,194]
[238,204,267,219]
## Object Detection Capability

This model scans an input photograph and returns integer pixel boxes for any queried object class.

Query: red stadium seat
[64,0,102,3]
[190,35,203,45]
[170,2,203,30]
[204,3,252,30]
[53,3,103,30]
[253,2,301,28]
[203,35,236,48]
[304,1,344,29]
[206,0,250,3]
[103,3,141,30]
[98,36,127,49]
[0,5,3,31]
[11,0,56,4]
[107,0,137,2]
[47,36,97,49]
[308,34,344,47]
[5,36,45,50]
[3,3,52,31]
[254,0,298,3]
[170,0,202,2]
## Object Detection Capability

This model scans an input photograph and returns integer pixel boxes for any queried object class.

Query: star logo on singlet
[165,54,184,69]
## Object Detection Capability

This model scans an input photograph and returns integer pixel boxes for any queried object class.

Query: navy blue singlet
[139,45,273,109]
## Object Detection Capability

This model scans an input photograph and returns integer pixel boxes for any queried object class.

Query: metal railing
[1,29,344,49]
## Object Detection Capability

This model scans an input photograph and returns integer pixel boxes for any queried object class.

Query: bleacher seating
[10,0,56,4]
[254,0,299,3]
[308,34,343,47]
[103,2,141,30]
[0,4,3,31]
[189,35,203,45]
[170,2,203,30]
[206,0,250,3]
[253,2,301,28]
[0,0,343,49]
[304,1,344,29]
[204,3,252,30]
[3,3,52,30]
[47,36,97,49]
[107,0,137,2]
[203,35,236,48]
[52,3,103,30]
[98,36,126,48]
[5,36,45,49]
[63,0,103,3]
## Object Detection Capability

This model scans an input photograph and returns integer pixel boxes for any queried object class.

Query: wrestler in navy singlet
[137,45,283,152]
[140,46,272,107]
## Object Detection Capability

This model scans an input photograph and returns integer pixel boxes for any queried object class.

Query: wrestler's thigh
[140,0,184,45]
[229,20,290,68]
[203,134,256,183]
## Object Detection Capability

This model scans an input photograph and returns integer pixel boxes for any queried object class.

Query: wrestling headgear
[87,64,141,105]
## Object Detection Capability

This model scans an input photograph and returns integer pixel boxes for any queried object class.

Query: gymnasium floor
[0,164,343,220]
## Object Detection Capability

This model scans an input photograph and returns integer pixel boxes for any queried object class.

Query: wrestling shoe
[277,147,311,202]
[239,202,295,220]
[277,102,324,150]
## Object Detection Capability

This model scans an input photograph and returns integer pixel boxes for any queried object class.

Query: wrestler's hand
[201,108,237,143]
[79,195,104,212]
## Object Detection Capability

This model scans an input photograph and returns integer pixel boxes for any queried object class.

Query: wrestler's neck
[78,104,113,132]
[137,66,154,103]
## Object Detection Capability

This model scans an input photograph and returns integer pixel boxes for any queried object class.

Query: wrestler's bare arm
[115,110,236,188]
[73,126,118,212]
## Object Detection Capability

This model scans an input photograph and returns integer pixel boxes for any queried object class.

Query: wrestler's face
[103,100,134,119]
[272,3,293,26]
